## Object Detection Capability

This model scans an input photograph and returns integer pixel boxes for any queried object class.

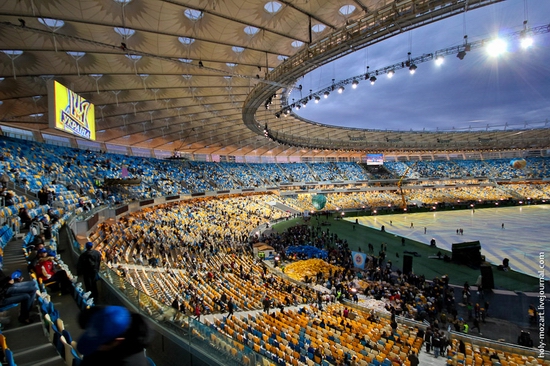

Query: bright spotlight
[387,70,394,78]
[337,86,344,93]
[521,36,533,49]
[409,64,417,75]
[435,55,444,66]
[324,91,329,99]
[314,96,320,103]
[369,76,377,85]
[487,38,507,56]
[351,80,359,89]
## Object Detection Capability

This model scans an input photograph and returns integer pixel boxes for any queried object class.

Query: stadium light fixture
[409,64,417,75]
[387,70,394,78]
[337,86,344,93]
[324,91,329,99]
[314,96,320,103]
[520,33,533,49]
[351,79,359,89]
[435,55,444,66]
[487,38,507,56]
[369,76,377,85]
[520,20,534,49]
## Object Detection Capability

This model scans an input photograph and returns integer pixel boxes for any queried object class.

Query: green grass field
[272,216,539,292]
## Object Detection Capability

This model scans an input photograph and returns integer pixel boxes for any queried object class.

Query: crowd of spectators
[248,163,288,184]
[309,163,346,181]
[218,162,266,187]
[279,163,316,182]
[1,137,549,211]
[87,194,320,317]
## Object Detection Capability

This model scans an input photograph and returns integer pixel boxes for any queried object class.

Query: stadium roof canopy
[0,0,549,158]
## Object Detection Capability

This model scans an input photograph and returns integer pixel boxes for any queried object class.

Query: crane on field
[397,162,418,209]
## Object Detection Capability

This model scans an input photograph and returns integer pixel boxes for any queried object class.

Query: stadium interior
[0,0,549,366]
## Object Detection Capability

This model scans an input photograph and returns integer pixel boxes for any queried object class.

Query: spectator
[4,190,14,206]
[77,242,102,300]
[33,248,73,294]
[528,304,536,324]
[26,233,45,251]
[79,198,92,212]
[29,217,44,237]
[37,186,49,205]
[0,172,9,188]
[18,207,32,229]
[26,242,50,271]
[407,350,419,366]
[194,303,201,320]
[40,215,52,240]
[0,269,39,324]
[227,297,235,318]
[458,340,466,354]
[47,209,60,224]
[517,330,533,347]
[433,331,442,358]
[77,305,153,365]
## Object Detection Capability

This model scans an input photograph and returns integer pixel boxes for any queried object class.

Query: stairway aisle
[1,233,65,366]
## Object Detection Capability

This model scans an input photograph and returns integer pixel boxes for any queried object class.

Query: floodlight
[487,38,507,56]
[521,36,533,49]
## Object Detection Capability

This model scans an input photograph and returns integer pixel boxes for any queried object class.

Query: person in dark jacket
[37,187,49,205]
[77,305,154,366]
[77,242,101,300]
[432,331,442,358]
[424,327,433,353]
[18,207,32,228]
[458,340,466,354]
[0,269,39,324]
[407,351,419,366]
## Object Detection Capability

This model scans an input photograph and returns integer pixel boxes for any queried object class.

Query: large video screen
[48,80,95,140]
[366,153,384,165]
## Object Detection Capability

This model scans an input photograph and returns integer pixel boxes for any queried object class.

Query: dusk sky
[293,0,550,132]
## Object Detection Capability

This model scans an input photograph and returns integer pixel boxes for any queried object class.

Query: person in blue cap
[76,242,102,300]
[34,248,73,294]
[0,269,39,324]
[77,305,153,365]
